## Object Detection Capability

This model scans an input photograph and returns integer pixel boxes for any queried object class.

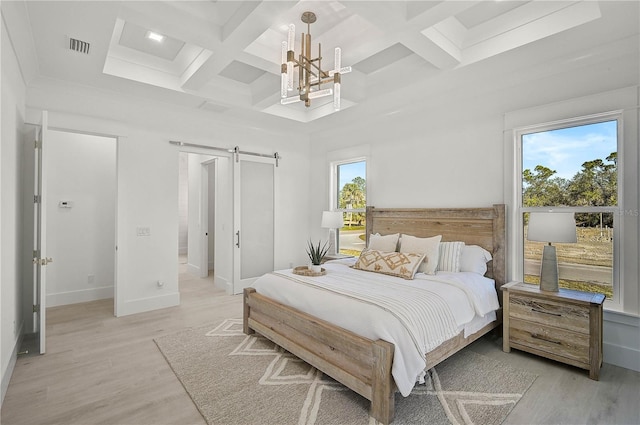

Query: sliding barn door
[232,154,275,294]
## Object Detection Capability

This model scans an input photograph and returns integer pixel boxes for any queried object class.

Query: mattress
[251,258,500,396]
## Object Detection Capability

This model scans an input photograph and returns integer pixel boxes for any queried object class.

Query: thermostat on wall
[58,200,73,208]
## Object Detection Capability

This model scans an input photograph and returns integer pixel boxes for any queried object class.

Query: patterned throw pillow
[353,249,425,280]
[437,241,466,272]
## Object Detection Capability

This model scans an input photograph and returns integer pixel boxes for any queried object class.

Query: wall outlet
[88,274,95,284]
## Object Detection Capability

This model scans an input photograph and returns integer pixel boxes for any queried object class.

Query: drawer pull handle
[531,333,562,345]
[531,308,562,317]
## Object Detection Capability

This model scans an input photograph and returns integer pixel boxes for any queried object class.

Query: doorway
[45,130,117,307]
[22,117,117,354]
[178,152,216,286]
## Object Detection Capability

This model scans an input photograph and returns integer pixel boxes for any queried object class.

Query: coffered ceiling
[6,1,638,129]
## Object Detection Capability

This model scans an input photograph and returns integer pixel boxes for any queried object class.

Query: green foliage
[306,239,329,265]
[339,176,366,226]
[523,152,617,227]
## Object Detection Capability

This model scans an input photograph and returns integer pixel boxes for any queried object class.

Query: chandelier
[280,11,351,110]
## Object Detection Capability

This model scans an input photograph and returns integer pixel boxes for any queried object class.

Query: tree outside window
[335,160,366,255]
[520,119,618,299]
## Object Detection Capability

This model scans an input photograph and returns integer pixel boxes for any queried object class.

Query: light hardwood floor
[2,266,639,425]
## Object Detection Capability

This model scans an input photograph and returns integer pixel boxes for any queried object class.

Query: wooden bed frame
[243,204,506,424]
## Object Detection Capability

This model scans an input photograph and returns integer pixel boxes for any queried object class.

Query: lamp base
[327,228,338,256]
[539,244,559,292]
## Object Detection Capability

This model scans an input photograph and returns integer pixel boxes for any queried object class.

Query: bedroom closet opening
[174,140,277,295]
[22,113,118,355]
[178,152,216,288]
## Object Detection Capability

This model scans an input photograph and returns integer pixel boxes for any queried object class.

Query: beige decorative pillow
[368,233,400,252]
[437,241,466,272]
[399,234,442,275]
[353,249,425,280]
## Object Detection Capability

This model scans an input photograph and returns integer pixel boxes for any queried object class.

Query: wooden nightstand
[502,282,605,380]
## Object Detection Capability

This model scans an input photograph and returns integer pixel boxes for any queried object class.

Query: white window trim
[513,111,623,310]
[329,157,367,253]
[330,156,367,212]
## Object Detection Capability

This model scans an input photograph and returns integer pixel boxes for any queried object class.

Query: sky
[522,120,617,181]
[338,160,366,189]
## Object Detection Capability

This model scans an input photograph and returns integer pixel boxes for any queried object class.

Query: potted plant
[306,239,329,273]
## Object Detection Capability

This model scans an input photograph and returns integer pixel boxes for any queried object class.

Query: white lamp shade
[527,212,577,243]
[321,211,344,229]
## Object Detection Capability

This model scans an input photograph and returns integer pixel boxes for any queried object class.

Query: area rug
[154,319,537,425]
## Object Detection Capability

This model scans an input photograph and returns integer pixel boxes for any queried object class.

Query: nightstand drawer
[510,294,590,334]
[510,318,589,364]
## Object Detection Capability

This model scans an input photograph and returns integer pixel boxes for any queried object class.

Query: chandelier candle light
[281,11,351,110]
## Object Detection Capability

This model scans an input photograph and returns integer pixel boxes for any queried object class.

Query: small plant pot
[309,264,322,273]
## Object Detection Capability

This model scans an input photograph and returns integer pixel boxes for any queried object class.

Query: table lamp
[321,211,344,256]
[527,212,577,292]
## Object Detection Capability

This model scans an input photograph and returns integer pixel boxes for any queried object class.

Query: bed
[243,204,506,424]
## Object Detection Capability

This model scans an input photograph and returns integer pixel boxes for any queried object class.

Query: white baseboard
[116,291,180,317]
[214,275,232,294]
[603,310,640,372]
[1,322,23,407]
[604,342,640,372]
[47,286,114,307]
[187,263,200,276]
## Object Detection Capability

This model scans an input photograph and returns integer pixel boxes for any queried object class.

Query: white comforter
[251,258,500,396]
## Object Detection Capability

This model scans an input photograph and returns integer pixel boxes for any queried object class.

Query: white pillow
[368,233,399,252]
[437,241,465,272]
[459,245,493,275]
[399,234,441,275]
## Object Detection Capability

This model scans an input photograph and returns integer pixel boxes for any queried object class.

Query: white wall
[45,130,116,306]
[309,36,639,371]
[208,163,215,270]
[24,79,312,315]
[1,12,27,403]
[177,152,188,255]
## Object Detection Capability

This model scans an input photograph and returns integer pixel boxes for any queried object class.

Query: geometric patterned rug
[154,319,537,425]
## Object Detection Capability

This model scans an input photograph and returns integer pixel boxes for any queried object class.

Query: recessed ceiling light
[146,31,165,42]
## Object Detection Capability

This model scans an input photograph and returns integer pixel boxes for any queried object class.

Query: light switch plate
[136,226,151,236]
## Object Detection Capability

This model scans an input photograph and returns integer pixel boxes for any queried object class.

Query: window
[332,159,366,255]
[517,115,620,301]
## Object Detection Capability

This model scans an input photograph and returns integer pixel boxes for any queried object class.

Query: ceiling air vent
[69,37,90,54]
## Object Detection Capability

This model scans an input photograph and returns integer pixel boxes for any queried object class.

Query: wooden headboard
[366,204,507,305]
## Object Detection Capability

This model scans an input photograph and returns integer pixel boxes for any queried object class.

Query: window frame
[514,111,623,309]
[330,157,367,253]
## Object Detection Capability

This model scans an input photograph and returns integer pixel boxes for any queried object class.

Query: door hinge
[34,195,41,204]
[32,304,40,313]
[33,250,40,259]
[35,139,41,149]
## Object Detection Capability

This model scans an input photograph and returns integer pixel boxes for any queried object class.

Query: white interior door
[233,154,275,294]
[199,160,214,278]
[33,111,51,354]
